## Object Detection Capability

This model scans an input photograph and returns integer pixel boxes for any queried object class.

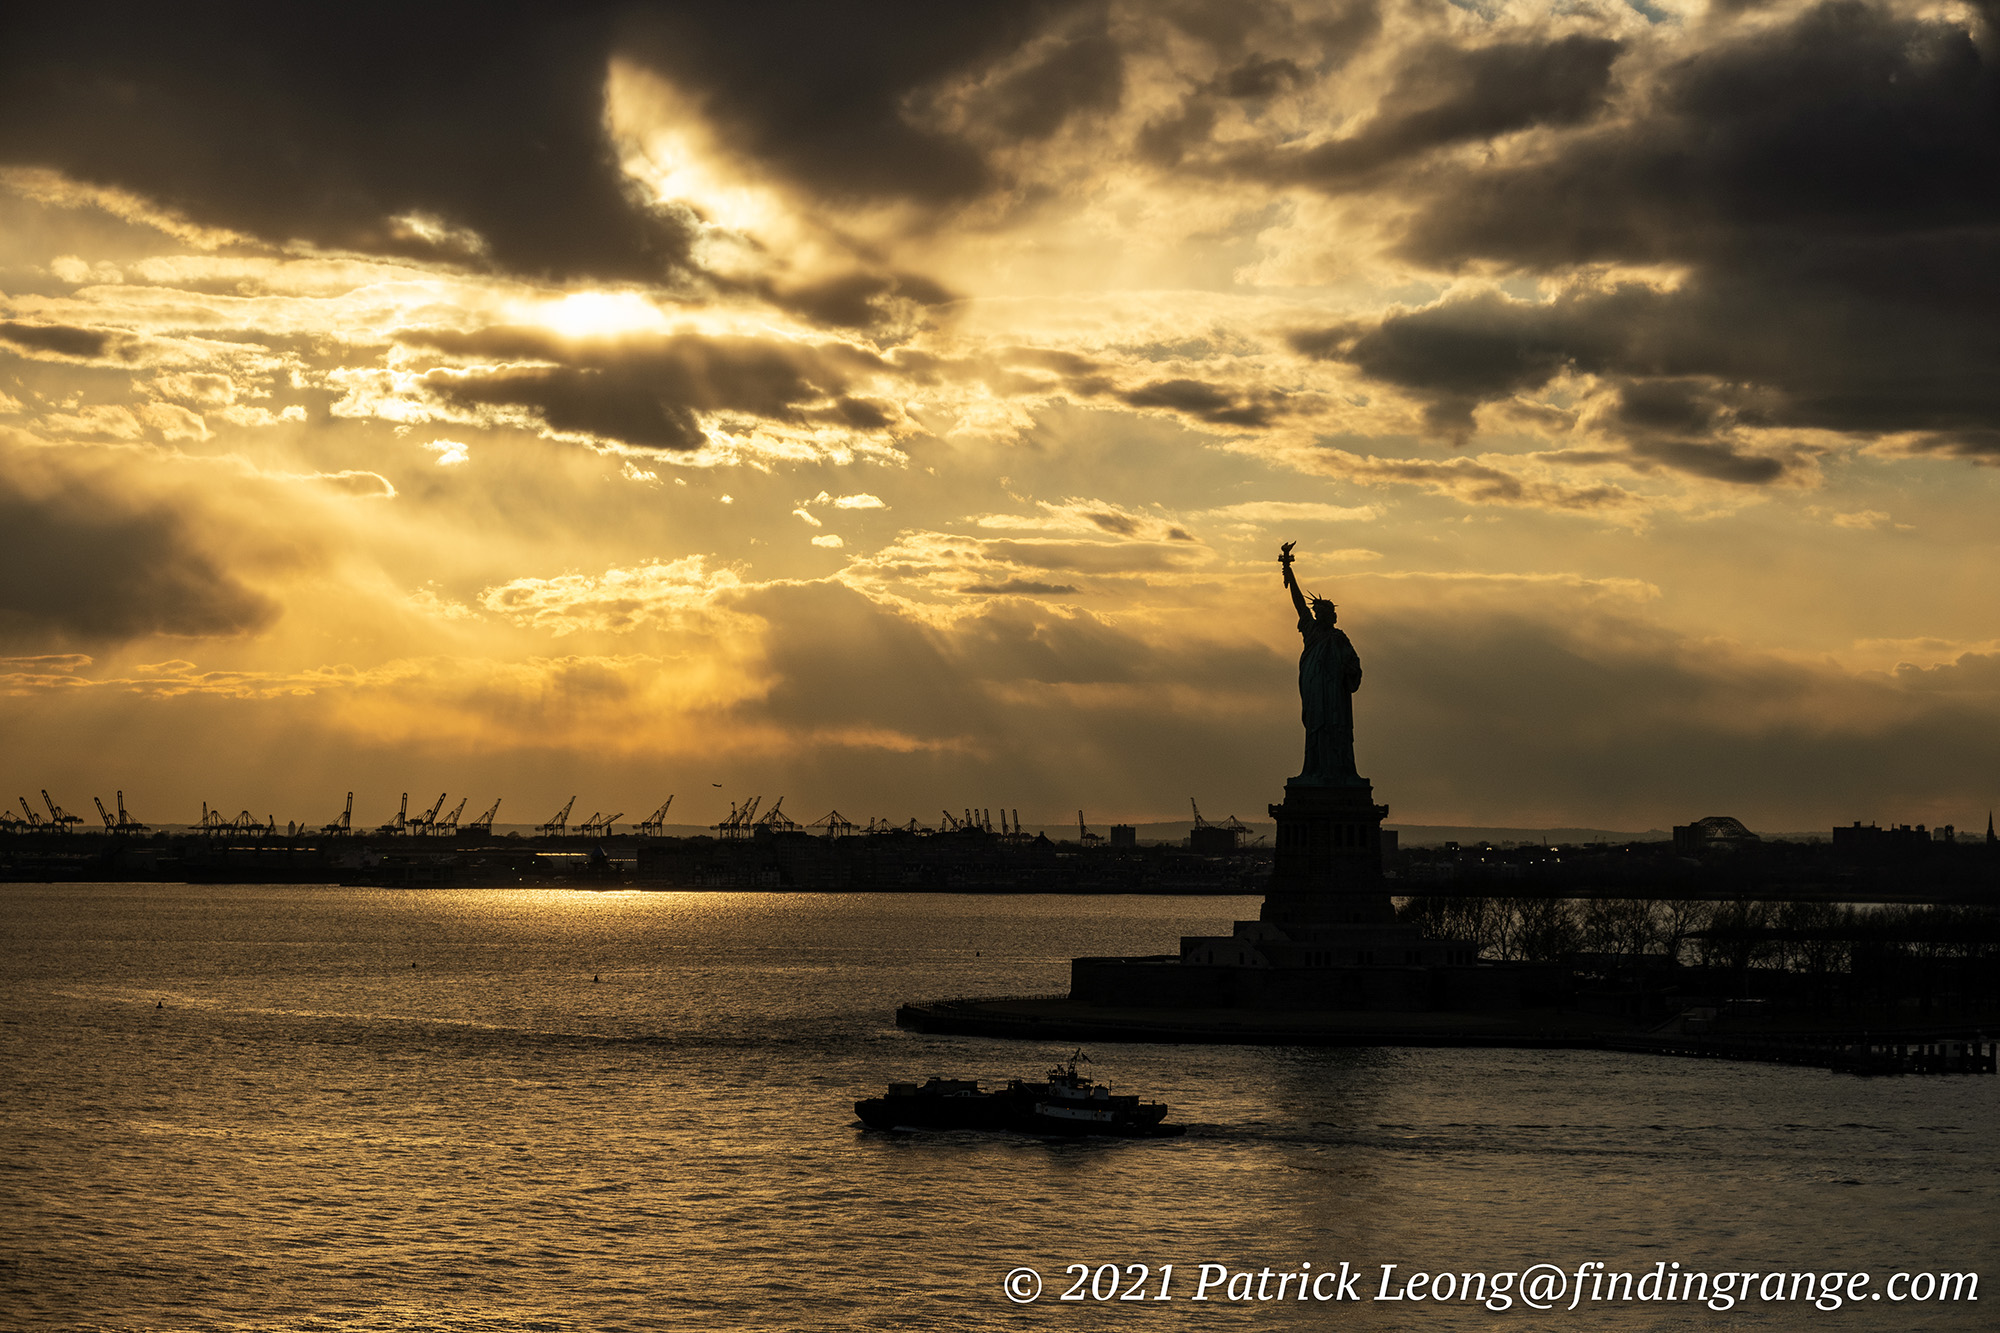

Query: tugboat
[855,1051,1185,1138]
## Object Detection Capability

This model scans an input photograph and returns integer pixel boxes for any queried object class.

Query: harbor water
[2,884,1993,1331]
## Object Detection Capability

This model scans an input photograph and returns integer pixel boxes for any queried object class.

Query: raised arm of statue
[1280,542,1310,627]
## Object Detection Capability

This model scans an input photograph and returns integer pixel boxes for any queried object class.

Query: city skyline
[3,1,1998,832]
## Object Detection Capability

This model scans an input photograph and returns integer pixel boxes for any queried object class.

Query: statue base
[1260,779,1395,930]
[1068,774,1500,1012]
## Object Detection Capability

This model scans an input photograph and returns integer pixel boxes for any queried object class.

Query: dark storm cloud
[1159,0,1380,71]
[956,17,1125,141]
[1902,428,2000,461]
[402,326,887,451]
[1329,1,2000,456]
[1216,56,1306,99]
[0,321,112,361]
[1118,377,1276,428]
[1226,34,1622,186]
[1295,263,1990,475]
[616,0,1091,204]
[0,471,276,646]
[1138,1,1379,167]
[757,269,958,331]
[1405,2,2000,269]
[0,321,148,365]
[0,2,1092,278]
[0,5,680,280]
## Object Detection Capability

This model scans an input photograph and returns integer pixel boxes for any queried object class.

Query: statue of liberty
[1280,542,1365,786]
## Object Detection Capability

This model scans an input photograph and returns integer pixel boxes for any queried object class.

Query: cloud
[1301,445,1652,517]
[1223,34,1624,188]
[1119,376,1279,428]
[294,470,396,499]
[1200,500,1383,524]
[0,320,138,363]
[1293,288,1820,481]
[478,557,744,636]
[0,462,276,646]
[1357,2,2000,450]
[1359,602,2000,828]
[929,13,1126,143]
[0,9,689,279]
[397,326,892,454]
[618,3,1095,211]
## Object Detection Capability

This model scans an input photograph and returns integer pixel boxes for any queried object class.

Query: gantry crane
[377,793,409,835]
[324,792,353,836]
[636,797,674,837]
[806,809,856,837]
[42,790,83,831]
[537,796,576,837]
[715,796,760,838]
[115,791,147,832]
[578,809,622,837]
[17,797,42,827]
[467,797,501,834]
[414,792,448,836]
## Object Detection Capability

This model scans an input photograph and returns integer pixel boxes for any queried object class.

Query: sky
[2,0,1998,835]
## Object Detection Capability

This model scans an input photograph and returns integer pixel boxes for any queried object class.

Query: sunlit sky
[3,0,1998,833]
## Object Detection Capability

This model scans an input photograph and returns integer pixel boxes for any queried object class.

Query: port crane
[15,796,42,827]
[1077,810,1102,845]
[198,802,230,833]
[578,809,622,837]
[806,809,855,837]
[537,796,576,837]
[636,797,674,837]
[436,797,468,835]
[715,796,761,838]
[753,797,794,834]
[115,791,147,832]
[413,792,448,836]
[93,796,119,832]
[323,792,353,836]
[42,790,83,831]
[377,793,409,835]
[467,797,501,834]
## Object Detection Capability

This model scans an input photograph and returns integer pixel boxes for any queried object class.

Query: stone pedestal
[1260,780,1395,931]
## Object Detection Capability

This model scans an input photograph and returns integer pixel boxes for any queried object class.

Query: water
[2,884,1993,1331]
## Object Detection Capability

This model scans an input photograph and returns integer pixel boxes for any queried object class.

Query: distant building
[1188,824,1239,855]
[1831,821,1936,861]
[1672,815,1760,856]
[1109,824,1136,848]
